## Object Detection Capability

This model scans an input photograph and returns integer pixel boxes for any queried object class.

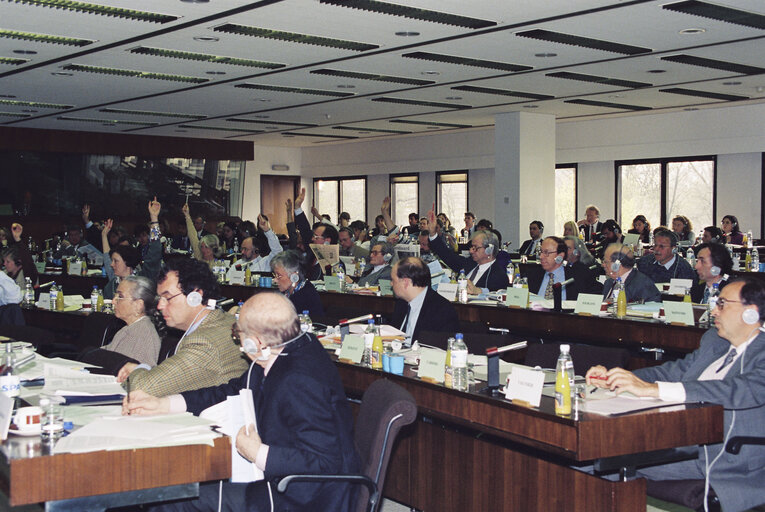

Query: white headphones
[186,290,203,307]
[742,308,760,325]
[710,265,721,277]
[241,331,306,360]
[485,243,494,256]
[290,272,300,284]
[383,252,393,263]
[554,254,564,265]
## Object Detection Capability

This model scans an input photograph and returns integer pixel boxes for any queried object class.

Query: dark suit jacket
[429,234,509,291]
[579,221,603,242]
[637,254,696,284]
[524,262,602,301]
[289,280,325,317]
[183,334,359,512]
[690,277,729,304]
[294,210,325,280]
[602,268,662,303]
[518,238,541,256]
[392,287,459,341]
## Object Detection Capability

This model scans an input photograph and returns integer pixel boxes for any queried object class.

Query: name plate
[67,261,82,276]
[504,366,545,407]
[379,279,393,296]
[663,301,695,326]
[667,278,693,296]
[35,261,46,273]
[229,269,245,285]
[323,275,342,292]
[437,283,458,302]
[417,348,446,383]
[575,293,603,315]
[505,287,529,308]
[338,335,365,364]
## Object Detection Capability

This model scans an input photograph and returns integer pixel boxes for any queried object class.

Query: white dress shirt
[402,287,428,340]
[228,230,283,278]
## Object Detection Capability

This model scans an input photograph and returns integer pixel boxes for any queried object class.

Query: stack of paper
[42,365,125,402]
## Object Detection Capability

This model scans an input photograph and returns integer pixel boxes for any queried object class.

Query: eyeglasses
[469,245,484,251]
[231,324,242,345]
[158,291,183,305]
[540,250,559,257]
[370,250,383,255]
[715,298,743,311]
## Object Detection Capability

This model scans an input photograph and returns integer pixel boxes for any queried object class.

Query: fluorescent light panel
[63,64,209,83]
[129,47,285,69]
[318,0,496,29]
[7,0,179,23]
[0,29,93,46]
[213,24,378,51]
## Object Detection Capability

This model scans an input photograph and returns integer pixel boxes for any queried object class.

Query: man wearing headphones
[524,237,602,301]
[117,257,249,397]
[228,214,283,279]
[124,292,359,512]
[691,242,733,304]
[293,188,339,281]
[519,221,544,257]
[355,242,393,287]
[338,226,369,260]
[587,278,765,512]
[426,208,509,292]
[637,229,695,284]
[601,243,662,303]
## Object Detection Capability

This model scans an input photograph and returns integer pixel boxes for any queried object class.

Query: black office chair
[277,378,417,512]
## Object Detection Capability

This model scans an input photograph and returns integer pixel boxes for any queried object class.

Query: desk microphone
[338,314,373,326]
[216,298,234,308]
[485,341,528,393]
[37,281,54,289]
[552,277,575,312]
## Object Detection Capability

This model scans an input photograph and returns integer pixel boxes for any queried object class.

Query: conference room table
[15,302,726,512]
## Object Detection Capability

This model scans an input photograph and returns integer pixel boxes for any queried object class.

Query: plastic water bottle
[686,250,695,268]
[457,269,468,304]
[751,249,760,272]
[0,343,20,398]
[615,278,627,318]
[732,252,741,271]
[362,319,374,367]
[39,398,64,443]
[233,238,239,254]
[299,310,313,334]
[371,324,383,370]
[506,262,514,285]
[235,301,244,320]
[358,259,366,277]
[444,337,455,389]
[747,230,754,249]
[706,282,720,325]
[90,286,99,311]
[336,267,346,292]
[49,282,58,310]
[555,344,573,416]
[22,277,34,308]
[451,333,468,391]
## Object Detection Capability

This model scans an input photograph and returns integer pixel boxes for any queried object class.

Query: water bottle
[555,344,574,416]
[56,284,65,311]
[751,249,760,272]
[686,250,695,268]
[457,269,468,304]
[235,301,244,320]
[49,282,58,310]
[615,278,627,318]
[233,238,239,254]
[22,277,34,308]
[299,310,313,334]
[747,230,753,249]
[91,286,99,311]
[96,289,104,313]
[0,343,20,398]
[336,267,346,292]
[358,259,366,277]
[649,230,655,248]
[683,288,692,303]
[506,262,514,285]
[732,252,741,271]
[39,398,64,443]
[444,337,455,389]
[706,283,720,325]
[362,319,374,367]
[371,324,383,370]
[451,333,468,392]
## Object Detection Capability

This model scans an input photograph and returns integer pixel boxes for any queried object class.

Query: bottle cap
[560,344,570,352]
[63,421,73,430]
[303,310,309,315]
[455,333,463,339]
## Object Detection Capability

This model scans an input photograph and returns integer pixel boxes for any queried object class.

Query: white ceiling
[2,0,765,147]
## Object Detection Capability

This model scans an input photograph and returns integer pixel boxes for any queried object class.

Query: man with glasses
[292,187,339,280]
[524,237,601,301]
[637,229,695,284]
[586,277,765,512]
[117,257,248,397]
[425,208,508,292]
[228,214,283,279]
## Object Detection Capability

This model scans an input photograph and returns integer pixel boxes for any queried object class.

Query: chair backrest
[353,379,417,512]
[76,312,125,349]
[0,304,25,326]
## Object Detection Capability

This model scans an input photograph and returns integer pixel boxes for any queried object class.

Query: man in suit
[426,209,509,292]
[637,229,695,284]
[577,205,603,243]
[338,226,370,260]
[601,243,662,303]
[293,187,339,281]
[524,237,601,300]
[518,220,544,257]
[391,257,459,342]
[586,278,765,512]
[462,212,476,239]
[355,241,393,287]
[124,292,359,512]
[117,257,248,397]
[691,242,733,304]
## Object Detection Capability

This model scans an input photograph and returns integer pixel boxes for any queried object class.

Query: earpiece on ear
[186,291,203,307]
[742,308,759,325]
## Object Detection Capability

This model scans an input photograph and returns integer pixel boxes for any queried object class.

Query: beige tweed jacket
[129,309,248,397]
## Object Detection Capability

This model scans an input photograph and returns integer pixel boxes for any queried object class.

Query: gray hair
[239,292,300,347]
[200,234,221,257]
[371,241,395,261]
[122,275,158,313]
[564,236,595,266]
[471,230,499,257]
[271,249,305,280]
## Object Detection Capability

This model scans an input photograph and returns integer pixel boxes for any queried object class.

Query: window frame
[435,170,469,223]
[312,175,368,225]
[555,163,578,235]
[615,155,717,229]
[389,173,420,227]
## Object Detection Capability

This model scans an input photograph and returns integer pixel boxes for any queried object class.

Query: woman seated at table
[627,214,651,244]
[721,214,745,245]
[671,215,695,244]
[102,276,163,366]
[562,220,578,237]
[355,242,393,287]
[183,203,221,268]
[271,250,324,317]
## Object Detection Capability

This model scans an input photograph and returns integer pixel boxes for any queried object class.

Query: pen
[126,376,131,415]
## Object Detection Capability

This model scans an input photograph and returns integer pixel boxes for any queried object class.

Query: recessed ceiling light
[194,35,219,42]
[51,72,73,76]
[336,84,355,89]
[534,52,557,58]
[757,86,765,93]
[445,96,462,100]
[421,71,440,76]
[206,70,226,75]
[523,104,539,108]
[395,31,420,37]
[647,69,666,74]
[253,98,271,102]
[722,81,742,86]
[13,49,37,55]
[679,28,706,35]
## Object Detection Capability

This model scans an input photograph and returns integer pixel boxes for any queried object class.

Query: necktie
[702,286,710,305]
[468,266,479,282]
[716,348,738,373]
[544,272,555,300]
[401,304,411,333]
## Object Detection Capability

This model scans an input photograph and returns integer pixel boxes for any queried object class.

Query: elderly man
[117,257,248,396]
[124,292,359,512]
[355,241,393,287]
[691,242,733,304]
[228,214,283,278]
[338,226,369,260]
[601,243,661,303]
[577,205,603,243]
[637,229,695,284]
[391,257,459,342]
[586,278,765,512]
[524,237,601,301]
[426,208,508,292]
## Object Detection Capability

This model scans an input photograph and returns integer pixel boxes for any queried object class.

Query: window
[312,177,366,224]
[390,174,419,227]
[437,171,468,228]
[555,165,577,236]
[617,157,715,235]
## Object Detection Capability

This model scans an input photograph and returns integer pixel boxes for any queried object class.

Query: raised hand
[295,187,306,209]
[82,204,91,223]
[182,203,190,217]
[258,214,270,232]
[148,196,161,221]
[11,223,22,243]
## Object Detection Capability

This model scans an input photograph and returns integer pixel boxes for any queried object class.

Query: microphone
[551,277,575,312]
[338,314,373,326]
[37,281,54,289]
[216,298,234,308]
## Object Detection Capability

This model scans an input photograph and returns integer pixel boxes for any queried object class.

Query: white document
[42,365,125,396]
[225,393,265,483]
[667,278,693,295]
[229,269,245,286]
[0,391,13,440]
[17,355,96,382]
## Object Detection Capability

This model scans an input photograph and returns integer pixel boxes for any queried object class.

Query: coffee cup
[12,406,42,433]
